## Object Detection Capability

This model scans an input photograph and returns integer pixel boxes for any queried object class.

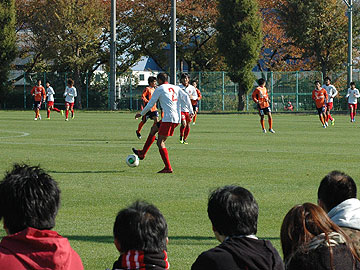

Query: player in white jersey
[63,79,77,121]
[345,82,360,122]
[179,73,195,144]
[322,77,338,126]
[45,82,63,119]
[132,73,193,173]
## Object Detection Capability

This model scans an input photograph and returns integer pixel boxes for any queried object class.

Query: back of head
[113,201,168,253]
[0,163,60,235]
[257,78,266,86]
[318,171,357,212]
[207,185,258,236]
[157,73,168,83]
[67,78,74,87]
[280,203,343,260]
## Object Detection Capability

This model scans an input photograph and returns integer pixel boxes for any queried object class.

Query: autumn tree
[0,0,16,104]
[216,0,262,111]
[278,0,348,76]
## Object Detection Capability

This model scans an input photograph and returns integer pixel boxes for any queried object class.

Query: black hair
[37,79,41,83]
[318,171,357,212]
[350,82,356,86]
[181,73,190,80]
[314,80,321,85]
[208,185,258,236]
[148,76,156,85]
[113,201,168,253]
[0,163,60,235]
[257,78,266,86]
[46,81,50,84]
[191,79,198,85]
[324,77,331,82]
[67,78,74,86]
[157,73,168,83]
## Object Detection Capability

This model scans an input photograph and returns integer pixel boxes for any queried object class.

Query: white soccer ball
[126,154,139,167]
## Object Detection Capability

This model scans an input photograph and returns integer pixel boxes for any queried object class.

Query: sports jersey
[141,86,157,112]
[322,84,338,103]
[252,86,270,109]
[46,86,55,102]
[179,85,194,113]
[64,86,77,103]
[180,84,198,101]
[346,88,360,104]
[31,86,46,102]
[312,88,328,108]
[140,82,192,124]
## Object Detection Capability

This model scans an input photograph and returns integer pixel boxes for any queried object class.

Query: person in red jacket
[30,79,46,120]
[0,163,83,270]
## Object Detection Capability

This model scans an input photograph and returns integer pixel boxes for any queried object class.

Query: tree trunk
[237,87,246,111]
[73,69,83,109]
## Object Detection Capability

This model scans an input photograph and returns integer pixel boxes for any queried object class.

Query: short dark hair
[207,185,258,236]
[113,201,168,253]
[324,76,331,82]
[67,78,74,86]
[257,78,266,86]
[350,81,356,87]
[314,80,321,85]
[148,76,156,85]
[318,171,357,211]
[157,73,168,83]
[0,163,60,235]
[181,73,190,80]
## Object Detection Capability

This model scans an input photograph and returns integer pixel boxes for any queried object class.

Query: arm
[331,86,338,98]
[251,89,259,103]
[180,89,194,115]
[345,89,350,98]
[197,89,202,100]
[141,88,150,103]
[140,88,160,116]
[312,90,315,101]
[355,90,360,98]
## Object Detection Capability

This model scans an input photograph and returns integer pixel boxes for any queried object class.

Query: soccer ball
[126,154,139,167]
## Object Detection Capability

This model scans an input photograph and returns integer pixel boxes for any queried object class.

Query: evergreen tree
[0,0,16,104]
[216,0,262,111]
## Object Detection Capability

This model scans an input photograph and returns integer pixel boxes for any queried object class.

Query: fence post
[24,71,26,109]
[86,72,89,109]
[296,71,299,112]
[270,71,274,111]
[130,72,133,110]
[108,72,111,110]
[198,71,201,112]
[222,71,225,111]
[246,93,249,111]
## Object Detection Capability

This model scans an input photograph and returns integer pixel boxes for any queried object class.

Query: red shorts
[158,122,179,137]
[349,103,357,110]
[181,112,191,123]
[326,102,333,110]
[65,102,74,109]
[47,101,54,107]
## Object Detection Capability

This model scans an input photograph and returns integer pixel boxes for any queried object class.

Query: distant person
[63,78,77,121]
[45,81,63,119]
[312,80,328,128]
[0,163,83,269]
[281,203,360,270]
[191,185,284,270]
[136,76,159,139]
[345,82,360,122]
[318,170,360,256]
[322,77,338,126]
[178,73,194,144]
[252,78,275,133]
[30,79,46,120]
[132,72,193,173]
[190,80,202,125]
[111,201,169,270]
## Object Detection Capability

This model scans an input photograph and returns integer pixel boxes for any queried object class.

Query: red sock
[137,121,144,133]
[53,107,61,112]
[142,135,156,157]
[66,110,69,118]
[47,109,50,118]
[328,113,333,121]
[354,110,357,118]
[159,147,171,170]
[180,125,185,137]
[71,109,74,117]
[184,125,190,140]
[350,112,354,120]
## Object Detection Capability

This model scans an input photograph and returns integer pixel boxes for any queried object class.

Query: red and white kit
[64,86,77,104]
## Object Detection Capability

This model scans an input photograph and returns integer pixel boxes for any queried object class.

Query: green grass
[0,110,359,269]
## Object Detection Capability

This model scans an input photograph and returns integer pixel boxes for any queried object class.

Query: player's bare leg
[157,135,173,173]
[132,124,158,160]
[267,112,275,133]
[259,113,266,133]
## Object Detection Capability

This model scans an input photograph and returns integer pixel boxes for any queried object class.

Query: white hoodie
[328,198,360,230]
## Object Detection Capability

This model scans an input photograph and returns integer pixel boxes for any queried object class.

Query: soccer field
[0,110,359,269]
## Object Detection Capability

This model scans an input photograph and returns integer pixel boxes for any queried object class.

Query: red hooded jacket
[0,227,83,270]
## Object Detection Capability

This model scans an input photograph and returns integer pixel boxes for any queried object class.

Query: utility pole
[170,0,176,85]
[110,0,117,110]
[343,0,353,88]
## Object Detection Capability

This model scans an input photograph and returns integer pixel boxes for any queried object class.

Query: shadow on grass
[48,170,123,174]
[65,235,114,243]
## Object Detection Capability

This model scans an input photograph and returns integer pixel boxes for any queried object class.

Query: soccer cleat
[136,130,142,139]
[269,129,276,133]
[331,118,335,126]
[71,113,75,119]
[38,114,41,120]
[60,110,64,116]
[325,122,328,127]
[47,117,50,120]
[323,125,327,128]
[132,148,144,160]
[182,140,188,144]
[192,122,196,125]
[34,118,38,121]
[262,129,267,133]
[65,118,69,121]
[157,168,173,173]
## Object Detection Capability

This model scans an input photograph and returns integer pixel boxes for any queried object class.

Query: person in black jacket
[191,185,284,270]
[281,203,360,270]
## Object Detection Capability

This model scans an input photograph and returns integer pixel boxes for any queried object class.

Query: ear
[114,238,121,252]
[212,225,226,243]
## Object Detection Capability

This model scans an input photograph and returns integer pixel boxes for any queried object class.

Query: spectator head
[280,203,346,261]
[113,201,168,253]
[207,185,258,240]
[318,171,357,213]
[0,163,60,235]
[257,78,266,86]
[157,73,168,85]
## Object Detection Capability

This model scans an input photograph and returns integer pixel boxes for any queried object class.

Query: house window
[139,74,145,81]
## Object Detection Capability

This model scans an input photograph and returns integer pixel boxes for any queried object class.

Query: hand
[135,113,141,119]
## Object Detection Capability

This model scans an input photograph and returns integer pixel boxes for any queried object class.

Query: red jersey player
[30,79,46,120]
[312,80,329,128]
[132,73,193,173]
[136,76,159,139]
[252,78,275,133]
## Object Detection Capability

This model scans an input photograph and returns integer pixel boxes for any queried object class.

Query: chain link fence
[3,70,360,111]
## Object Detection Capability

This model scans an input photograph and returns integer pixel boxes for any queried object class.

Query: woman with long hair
[281,203,360,270]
